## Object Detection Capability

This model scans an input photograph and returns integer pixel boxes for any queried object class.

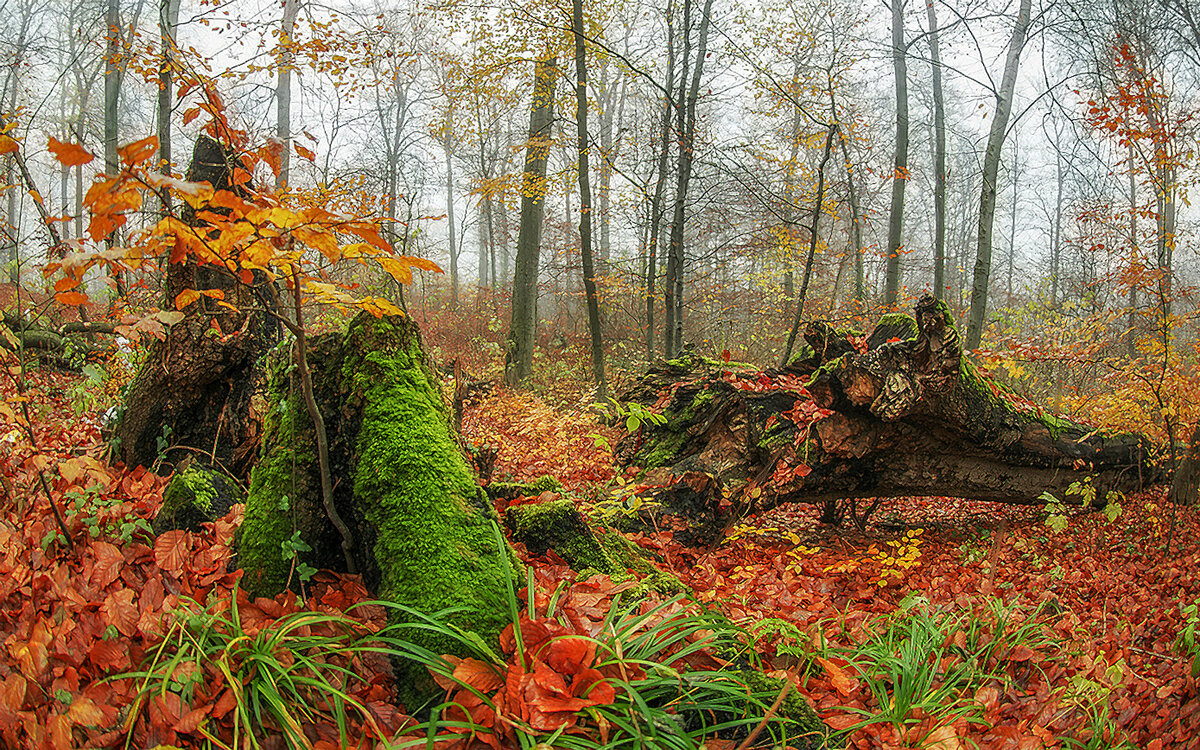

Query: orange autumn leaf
[47,137,94,166]
[154,530,192,573]
[118,135,159,166]
[294,142,316,161]
[55,291,89,306]
[815,656,858,697]
[0,135,18,155]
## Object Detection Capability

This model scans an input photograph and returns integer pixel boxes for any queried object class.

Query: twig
[287,265,356,574]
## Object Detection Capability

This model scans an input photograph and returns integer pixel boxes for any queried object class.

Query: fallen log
[617,296,1158,542]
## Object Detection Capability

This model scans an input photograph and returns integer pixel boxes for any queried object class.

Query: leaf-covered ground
[466,387,1200,750]
[0,368,1197,749]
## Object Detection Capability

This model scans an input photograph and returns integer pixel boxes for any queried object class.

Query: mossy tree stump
[238,312,517,652]
[618,296,1158,538]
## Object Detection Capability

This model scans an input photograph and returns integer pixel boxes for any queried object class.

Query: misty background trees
[1,0,1198,397]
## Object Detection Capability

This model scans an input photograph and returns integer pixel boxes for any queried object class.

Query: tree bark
[504,55,556,387]
[573,0,607,399]
[158,0,181,209]
[884,0,908,308]
[966,0,1032,349]
[645,0,676,359]
[1171,423,1200,506]
[275,0,298,190]
[927,0,947,298]
[112,136,278,474]
[663,0,714,358]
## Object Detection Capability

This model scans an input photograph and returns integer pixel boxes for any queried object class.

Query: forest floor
[0,368,1197,749]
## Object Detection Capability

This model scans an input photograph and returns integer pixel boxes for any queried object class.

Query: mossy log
[238,312,518,657]
[618,296,1158,538]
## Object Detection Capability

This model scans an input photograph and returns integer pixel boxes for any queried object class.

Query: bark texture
[617,296,1157,543]
[111,136,278,473]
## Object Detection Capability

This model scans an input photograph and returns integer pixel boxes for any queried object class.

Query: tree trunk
[445,139,458,305]
[158,0,180,209]
[927,0,947,298]
[884,0,908,308]
[573,0,607,399]
[504,55,557,387]
[112,136,279,474]
[276,0,298,190]
[617,296,1157,544]
[1171,423,1200,506]
[781,125,837,366]
[664,0,714,358]
[645,0,676,359]
[966,0,1032,349]
[239,312,518,701]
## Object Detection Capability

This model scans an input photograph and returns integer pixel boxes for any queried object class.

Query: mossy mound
[239,313,520,698]
[506,498,686,595]
[153,464,241,534]
[488,474,563,501]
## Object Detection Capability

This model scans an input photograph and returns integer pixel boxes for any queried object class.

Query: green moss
[162,466,218,515]
[342,314,517,655]
[239,344,320,597]
[491,475,563,499]
[731,670,826,749]
[641,428,689,469]
[869,313,919,347]
[597,530,687,595]
[510,499,610,572]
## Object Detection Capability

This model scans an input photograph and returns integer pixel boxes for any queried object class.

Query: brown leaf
[815,656,858,697]
[101,590,138,637]
[154,531,192,574]
[67,696,104,726]
[91,542,124,589]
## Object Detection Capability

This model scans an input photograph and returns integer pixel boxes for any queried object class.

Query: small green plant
[1040,490,1070,532]
[42,484,154,549]
[1176,600,1200,678]
[67,363,108,415]
[838,606,985,741]
[281,530,318,586]
[596,400,668,434]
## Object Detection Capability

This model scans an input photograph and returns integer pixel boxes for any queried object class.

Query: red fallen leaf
[0,673,26,713]
[88,639,129,672]
[1009,645,1036,662]
[922,724,961,750]
[815,656,858,697]
[47,713,72,750]
[212,687,238,719]
[67,696,104,726]
[452,657,504,693]
[101,589,138,637]
[154,530,191,573]
[91,542,124,589]
[546,637,595,675]
[175,704,209,733]
[10,621,52,679]
[824,712,860,730]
